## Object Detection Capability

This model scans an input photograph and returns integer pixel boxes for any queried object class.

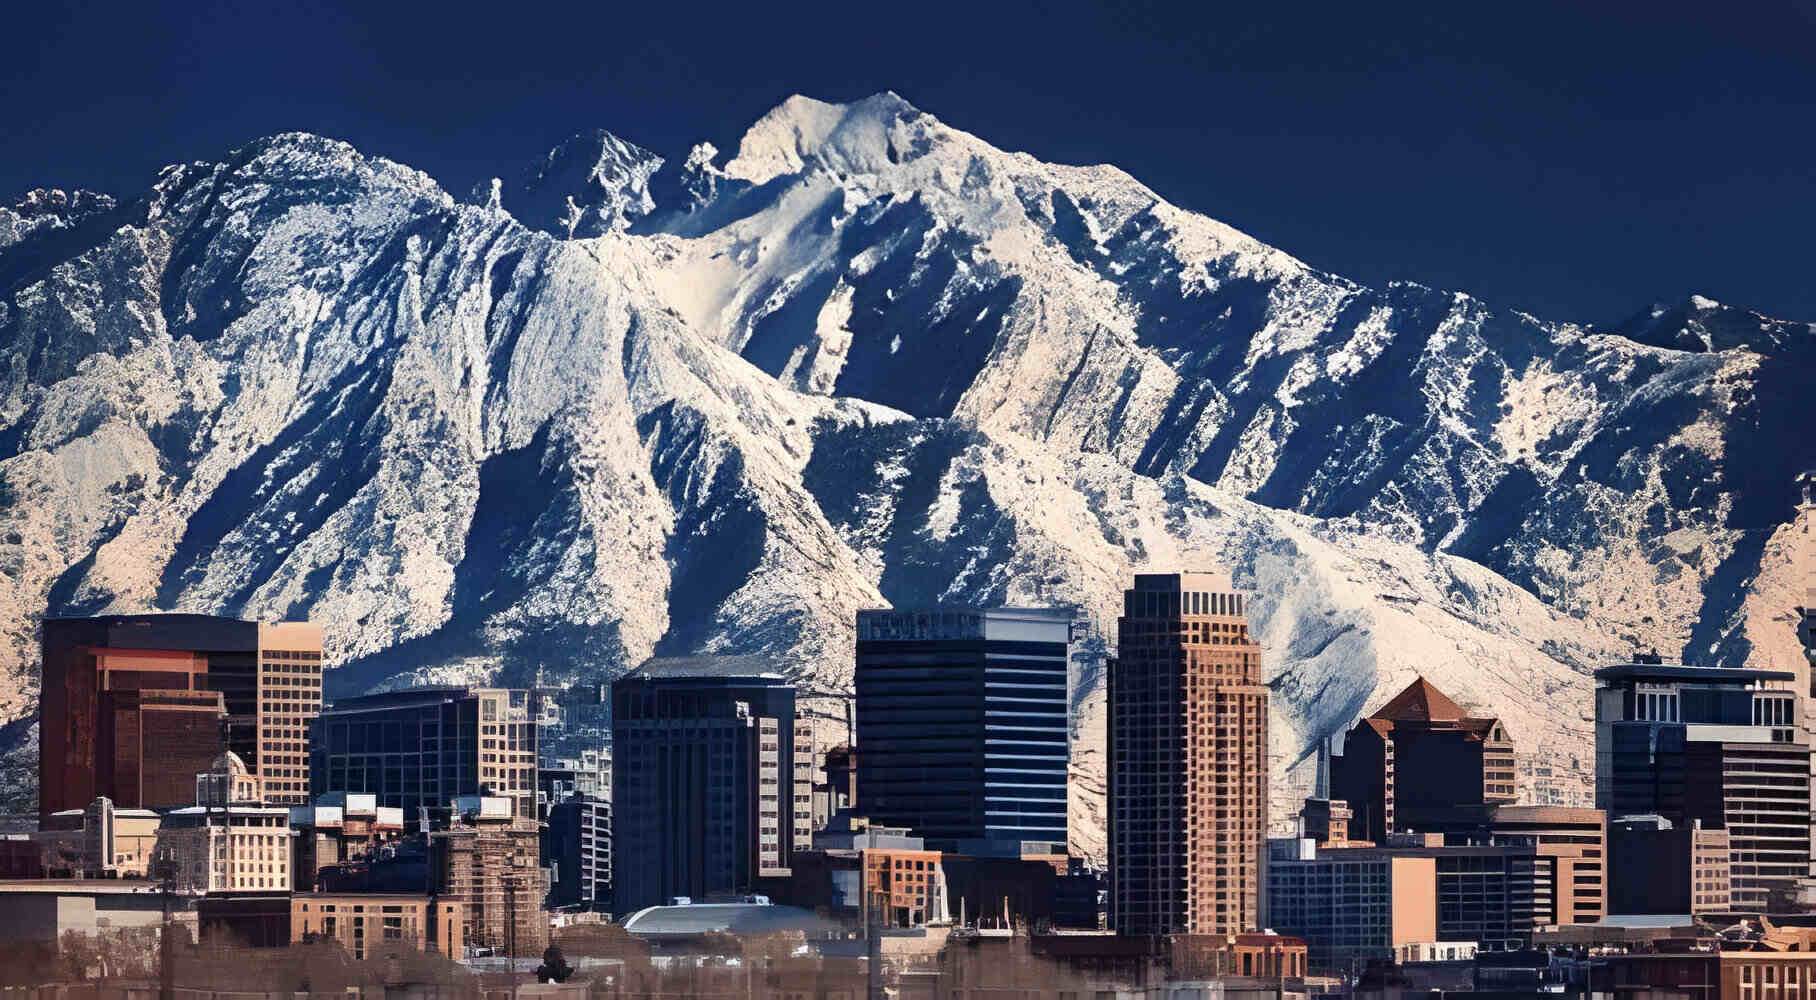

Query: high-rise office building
[610,656,804,915]
[1109,572,1268,936]
[1798,472,1815,877]
[1330,677,1517,845]
[1596,661,1812,911]
[537,746,610,819]
[854,607,1073,856]
[312,686,540,825]
[40,614,322,815]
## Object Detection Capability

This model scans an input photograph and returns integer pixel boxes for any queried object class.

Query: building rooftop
[43,612,249,626]
[619,903,837,939]
[323,686,518,713]
[1129,572,1238,591]
[163,805,290,817]
[857,606,1075,620]
[1594,663,1796,684]
[1358,677,1502,739]
[1374,677,1468,723]
[48,807,160,819]
[0,879,172,895]
[620,655,786,681]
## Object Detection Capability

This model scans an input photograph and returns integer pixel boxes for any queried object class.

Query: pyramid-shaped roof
[1372,676,1467,723]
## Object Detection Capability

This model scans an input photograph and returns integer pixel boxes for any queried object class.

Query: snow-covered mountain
[1,94,1810,854]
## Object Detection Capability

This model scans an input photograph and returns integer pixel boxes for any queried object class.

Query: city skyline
[2,2,1814,988]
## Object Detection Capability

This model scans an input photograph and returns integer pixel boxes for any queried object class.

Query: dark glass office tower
[610,657,802,916]
[854,607,1073,857]
[1594,662,1811,912]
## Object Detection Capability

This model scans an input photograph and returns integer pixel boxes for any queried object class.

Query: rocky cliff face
[1,94,1810,851]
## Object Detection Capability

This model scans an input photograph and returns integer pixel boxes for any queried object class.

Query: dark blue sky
[6,0,1815,325]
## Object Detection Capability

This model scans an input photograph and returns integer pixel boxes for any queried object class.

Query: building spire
[1797,472,1815,664]
[1314,736,1332,800]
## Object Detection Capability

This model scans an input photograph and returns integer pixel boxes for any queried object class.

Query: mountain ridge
[0,95,1809,853]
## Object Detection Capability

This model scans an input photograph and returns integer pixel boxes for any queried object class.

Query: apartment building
[430,796,547,956]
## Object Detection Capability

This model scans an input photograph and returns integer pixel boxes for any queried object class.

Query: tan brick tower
[1109,572,1269,935]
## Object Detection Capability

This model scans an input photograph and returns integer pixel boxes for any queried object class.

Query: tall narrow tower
[1798,472,1816,880]
[1108,572,1268,935]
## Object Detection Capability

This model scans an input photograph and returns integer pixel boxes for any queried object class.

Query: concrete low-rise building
[0,879,196,945]
[1594,950,1816,1000]
[1397,940,1478,963]
[35,797,163,877]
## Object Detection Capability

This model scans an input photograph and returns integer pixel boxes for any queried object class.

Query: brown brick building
[292,893,463,960]
[40,614,322,817]
[1596,950,1816,1000]
[431,796,549,957]
[1331,676,1516,844]
[1109,572,1268,936]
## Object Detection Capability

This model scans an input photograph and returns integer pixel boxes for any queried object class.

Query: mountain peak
[503,127,663,238]
[1611,294,1813,355]
[722,92,926,185]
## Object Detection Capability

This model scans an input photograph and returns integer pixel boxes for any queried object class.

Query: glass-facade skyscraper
[312,686,539,825]
[854,606,1073,857]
